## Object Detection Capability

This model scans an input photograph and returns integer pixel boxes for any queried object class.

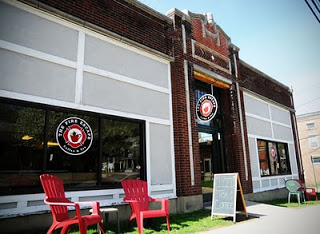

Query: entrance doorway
[199,131,224,181]
[195,80,226,183]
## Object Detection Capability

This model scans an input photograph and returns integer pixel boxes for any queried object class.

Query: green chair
[285,179,304,204]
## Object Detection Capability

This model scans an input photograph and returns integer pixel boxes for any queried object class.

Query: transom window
[257,139,291,176]
[0,99,145,195]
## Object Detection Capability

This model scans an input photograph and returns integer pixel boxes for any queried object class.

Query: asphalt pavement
[201,201,320,234]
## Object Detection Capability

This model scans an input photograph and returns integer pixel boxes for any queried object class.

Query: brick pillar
[169,12,202,197]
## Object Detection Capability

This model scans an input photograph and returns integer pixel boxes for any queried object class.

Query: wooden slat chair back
[121,179,170,234]
[40,174,104,234]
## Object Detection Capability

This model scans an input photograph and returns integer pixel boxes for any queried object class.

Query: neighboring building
[0,0,303,232]
[297,111,320,189]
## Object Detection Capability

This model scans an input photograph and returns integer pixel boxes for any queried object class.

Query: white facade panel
[248,137,260,178]
[149,123,173,185]
[288,143,298,175]
[272,123,294,141]
[0,1,78,61]
[244,94,269,118]
[270,105,291,125]
[85,35,169,88]
[0,49,76,102]
[246,116,272,137]
[82,72,170,120]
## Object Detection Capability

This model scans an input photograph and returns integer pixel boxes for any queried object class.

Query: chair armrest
[75,201,101,215]
[123,199,141,213]
[151,198,169,212]
[45,198,75,206]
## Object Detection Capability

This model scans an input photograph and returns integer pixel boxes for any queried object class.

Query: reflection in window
[0,103,45,190]
[198,132,213,144]
[257,139,291,177]
[101,119,141,184]
[258,140,269,176]
[268,142,278,175]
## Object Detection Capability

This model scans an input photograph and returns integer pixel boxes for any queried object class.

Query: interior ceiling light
[47,141,59,147]
[22,135,33,140]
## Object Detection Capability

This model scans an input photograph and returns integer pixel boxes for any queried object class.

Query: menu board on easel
[211,173,248,222]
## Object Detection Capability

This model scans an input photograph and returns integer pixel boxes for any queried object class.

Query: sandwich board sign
[211,173,248,222]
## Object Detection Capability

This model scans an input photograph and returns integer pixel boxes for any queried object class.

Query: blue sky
[139,0,320,115]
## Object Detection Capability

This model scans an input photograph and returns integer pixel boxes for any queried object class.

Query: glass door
[194,79,226,184]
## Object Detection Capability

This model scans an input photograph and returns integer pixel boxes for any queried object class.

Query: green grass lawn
[49,209,234,234]
[261,193,320,208]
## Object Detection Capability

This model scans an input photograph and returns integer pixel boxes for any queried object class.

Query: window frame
[306,122,316,130]
[308,135,319,149]
[311,155,320,164]
[257,139,291,177]
[0,97,146,195]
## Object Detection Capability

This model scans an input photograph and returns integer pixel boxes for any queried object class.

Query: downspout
[290,90,304,178]
[233,53,249,181]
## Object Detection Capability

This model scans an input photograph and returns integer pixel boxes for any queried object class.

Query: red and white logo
[200,100,214,117]
[196,94,218,122]
[56,117,93,155]
[63,124,87,148]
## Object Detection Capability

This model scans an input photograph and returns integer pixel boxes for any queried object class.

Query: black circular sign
[196,94,218,122]
[56,117,93,155]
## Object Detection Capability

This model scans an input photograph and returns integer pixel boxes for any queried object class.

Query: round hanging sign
[56,117,93,155]
[196,94,218,122]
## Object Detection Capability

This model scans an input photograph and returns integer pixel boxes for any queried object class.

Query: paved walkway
[201,201,320,234]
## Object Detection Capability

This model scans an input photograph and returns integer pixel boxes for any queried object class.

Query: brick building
[167,9,302,206]
[0,0,303,231]
[297,112,320,189]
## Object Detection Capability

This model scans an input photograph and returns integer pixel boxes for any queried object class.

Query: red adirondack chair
[40,174,104,234]
[121,179,170,234]
[295,179,318,201]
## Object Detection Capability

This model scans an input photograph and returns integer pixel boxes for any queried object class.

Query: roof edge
[240,59,291,92]
[124,0,173,24]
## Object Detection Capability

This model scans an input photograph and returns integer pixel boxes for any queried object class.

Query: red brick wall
[169,11,253,195]
[30,0,173,56]
[239,62,293,109]
[192,18,229,57]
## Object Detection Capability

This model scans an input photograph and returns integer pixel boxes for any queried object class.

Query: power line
[305,0,320,23]
[293,83,320,95]
[296,96,320,108]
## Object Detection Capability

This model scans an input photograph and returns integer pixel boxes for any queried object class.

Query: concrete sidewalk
[201,201,320,234]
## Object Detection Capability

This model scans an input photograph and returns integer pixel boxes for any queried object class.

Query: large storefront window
[0,99,145,195]
[257,139,291,176]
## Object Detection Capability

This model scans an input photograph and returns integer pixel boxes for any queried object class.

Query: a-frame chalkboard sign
[211,173,248,222]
